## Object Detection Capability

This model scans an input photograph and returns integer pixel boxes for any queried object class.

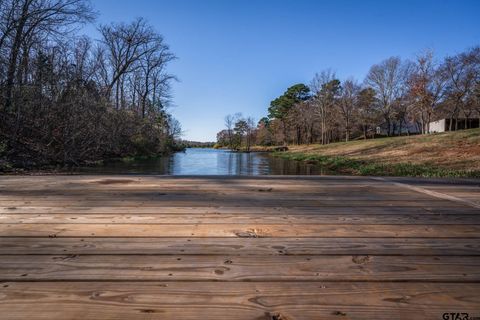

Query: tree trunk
[345,118,349,142]
[141,89,148,119]
[115,81,120,109]
[426,112,431,134]
[120,76,125,109]
[385,117,391,136]
[4,0,31,112]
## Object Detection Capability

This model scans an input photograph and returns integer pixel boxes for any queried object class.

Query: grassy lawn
[273,128,480,178]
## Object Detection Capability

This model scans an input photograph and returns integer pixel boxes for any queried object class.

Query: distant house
[429,118,480,133]
[375,121,420,136]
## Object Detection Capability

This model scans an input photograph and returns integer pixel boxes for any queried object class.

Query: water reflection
[77,148,326,175]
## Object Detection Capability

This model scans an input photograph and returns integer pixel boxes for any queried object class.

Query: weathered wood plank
[1,175,479,319]
[2,205,478,215]
[0,186,438,195]
[0,187,441,199]
[0,175,382,183]
[0,199,468,207]
[1,223,479,237]
[0,194,442,202]
[2,237,479,255]
[1,255,479,281]
[2,213,479,224]
[1,282,479,320]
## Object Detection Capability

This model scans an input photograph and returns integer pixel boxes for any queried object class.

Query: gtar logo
[442,313,469,320]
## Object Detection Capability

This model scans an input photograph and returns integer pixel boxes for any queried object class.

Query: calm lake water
[77,148,324,175]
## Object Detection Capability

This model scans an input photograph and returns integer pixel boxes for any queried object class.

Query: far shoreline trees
[217,46,480,149]
[217,113,256,151]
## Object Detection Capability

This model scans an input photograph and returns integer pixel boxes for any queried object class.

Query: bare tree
[133,33,174,117]
[441,47,480,130]
[365,57,407,136]
[2,0,95,111]
[0,3,180,168]
[339,79,360,141]
[224,113,242,149]
[408,51,447,133]
[224,114,235,149]
[356,87,378,139]
[245,116,255,152]
[99,18,171,109]
[310,70,341,144]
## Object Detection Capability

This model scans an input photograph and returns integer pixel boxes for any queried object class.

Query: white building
[429,119,447,133]
[429,118,480,133]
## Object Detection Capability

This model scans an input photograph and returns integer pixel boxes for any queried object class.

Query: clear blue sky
[86,0,480,142]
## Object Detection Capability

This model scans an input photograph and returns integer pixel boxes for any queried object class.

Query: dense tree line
[179,140,215,148]
[217,113,256,151]
[218,47,480,148]
[0,0,180,169]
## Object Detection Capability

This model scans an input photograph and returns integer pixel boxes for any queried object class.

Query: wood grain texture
[2,205,478,214]
[2,223,479,237]
[2,213,479,224]
[0,199,468,207]
[2,237,480,255]
[1,282,479,320]
[0,175,479,319]
[1,254,480,281]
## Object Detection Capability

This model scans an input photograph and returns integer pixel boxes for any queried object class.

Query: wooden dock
[0,175,479,319]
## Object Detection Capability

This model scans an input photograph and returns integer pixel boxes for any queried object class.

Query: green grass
[273,152,480,178]
[272,128,480,178]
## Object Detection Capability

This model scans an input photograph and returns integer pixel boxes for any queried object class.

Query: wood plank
[1,281,479,320]
[0,199,468,207]
[0,184,438,193]
[0,186,436,194]
[0,187,436,199]
[377,178,480,209]
[0,176,387,184]
[2,213,479,224]
[2,237,479,255]
[1,255,480,281]
[1,223,479,237]
[1,175,479,319]
[0,190,438,203]
[2,205,479,215]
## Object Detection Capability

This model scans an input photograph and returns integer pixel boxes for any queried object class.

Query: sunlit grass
[274,128,480,177]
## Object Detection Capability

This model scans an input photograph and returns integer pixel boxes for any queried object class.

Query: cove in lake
[76,148,327,175]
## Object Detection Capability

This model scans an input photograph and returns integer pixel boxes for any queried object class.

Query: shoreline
[3,128,480,178]
[269,128,480,178]
[271,152,480,178]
